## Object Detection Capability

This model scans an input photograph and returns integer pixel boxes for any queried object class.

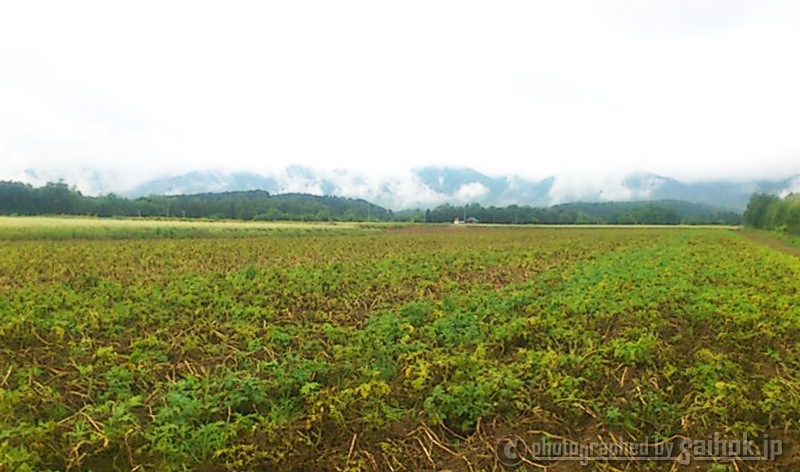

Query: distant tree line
[744,193,800,234]
[0,180,745,225]
[0,181,390,221]
[402,201,742,225]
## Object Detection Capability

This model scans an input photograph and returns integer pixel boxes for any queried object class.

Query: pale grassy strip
[0,216,361,230]
[0,216,740,232]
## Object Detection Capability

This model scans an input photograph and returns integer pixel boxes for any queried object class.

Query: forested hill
[0,180,744,225]
[744,193,800,234]
[552,200,743,225]
[0,181,391,221]
[415,200,742,225]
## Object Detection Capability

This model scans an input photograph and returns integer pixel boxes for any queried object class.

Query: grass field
[0,216,375,240]
[1,219,799,471]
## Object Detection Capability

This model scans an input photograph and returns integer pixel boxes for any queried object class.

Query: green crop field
[1,218,799,471]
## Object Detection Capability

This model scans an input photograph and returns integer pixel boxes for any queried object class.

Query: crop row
[1,228,798,471]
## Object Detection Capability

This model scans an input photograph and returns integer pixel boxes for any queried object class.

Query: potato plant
[1,225,799,471]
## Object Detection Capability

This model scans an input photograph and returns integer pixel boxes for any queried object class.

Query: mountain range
[14,166,800,211]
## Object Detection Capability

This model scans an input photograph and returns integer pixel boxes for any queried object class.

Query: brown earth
[739,229,800,257]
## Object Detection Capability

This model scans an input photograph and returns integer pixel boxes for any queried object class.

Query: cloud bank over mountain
[12,166,799,212]
[3,2,800,187]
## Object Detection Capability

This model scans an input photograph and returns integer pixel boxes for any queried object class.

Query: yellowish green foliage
[1,226,799,471]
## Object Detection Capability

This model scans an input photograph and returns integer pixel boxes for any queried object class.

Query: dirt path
[739,229,800,257]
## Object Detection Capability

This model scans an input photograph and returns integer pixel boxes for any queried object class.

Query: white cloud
[780,176,800,198]
[454,182,491,203]
[546,173,666,205]
[377,175,449,209]
[1,1,799,183]
[273,169,324,196]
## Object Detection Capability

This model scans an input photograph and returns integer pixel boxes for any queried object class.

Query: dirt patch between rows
[739,229,800,257]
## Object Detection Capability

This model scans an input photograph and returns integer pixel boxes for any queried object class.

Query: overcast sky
[1,0,799,186]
